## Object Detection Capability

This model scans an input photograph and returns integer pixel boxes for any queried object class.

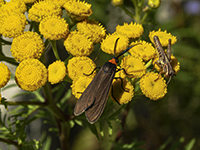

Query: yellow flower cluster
[10,31,45,62]
[15,59,47,91]
[0,63,11,88]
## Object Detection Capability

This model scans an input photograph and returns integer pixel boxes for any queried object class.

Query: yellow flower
[149,28,177,47]
[140,72,167,100]
[71,76,93,99]
[45,0,68,7]
[67,56,96,82]
[0,1,26,13]
[148,0,161,8]
[11,31,45,62]
[39,15,69,40]
[48,60,66,84]
[117,55,146,78]
[15,59,47,91]
[101,33,129,55]
[77,19,106,44]
[28,1,62,22]
[171,55,180,74]
[0,63,11,88]
[0,0,4,7]
[129,40,156,61]
[64,31,94,56]
[63,0,93,21]
[11,0,37,4]
[0,12,27,38]
[116,22,144,39]
[111,0,123,6]
[110,78,134,104]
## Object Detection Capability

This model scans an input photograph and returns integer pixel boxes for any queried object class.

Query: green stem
[141,7,152,23]
[3,101,47,106]
[0,137,20,148]
[0,37,12,45]
[0,55,19,66]
[119,5,134,19]
[49,40,60,60]
[42,82,68,121]
[58,121,70,150]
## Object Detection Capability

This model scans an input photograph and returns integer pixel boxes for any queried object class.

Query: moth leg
[114,77,129,92]
[83,66,101,76]
[116,68,133,76]
[111,84,121,105]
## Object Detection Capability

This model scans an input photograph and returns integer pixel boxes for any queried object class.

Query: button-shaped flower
[15,59,47,91]
[0,63,11,88]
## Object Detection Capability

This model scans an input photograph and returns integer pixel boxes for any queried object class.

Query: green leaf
[184,138,196,150]
[43,136,52,150]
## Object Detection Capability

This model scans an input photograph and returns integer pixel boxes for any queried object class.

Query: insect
[74,38,135,124]
[153,35,176,84]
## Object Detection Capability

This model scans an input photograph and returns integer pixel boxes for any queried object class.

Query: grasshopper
[153,35,176,85]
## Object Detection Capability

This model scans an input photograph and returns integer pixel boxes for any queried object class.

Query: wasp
[153,35,176,84]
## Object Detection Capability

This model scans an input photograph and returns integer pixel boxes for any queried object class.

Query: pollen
[10,31,45,62]
[0,12,27,38]
[39,15,69,40]
[67,56,96,82]
[28,1,62,22]
[149,28,177,47]
[48,60,66,84]
[15,59,48,92]
[77,19,106,44]
[0,63,11,88]
[64,31,94,56]
[129,40,156,61]
[45,0,68,7]
[101,33,129,55]
[110,78,134,104]
[63,0,93,21]
[140,72,167,100]
[116,22,144,39]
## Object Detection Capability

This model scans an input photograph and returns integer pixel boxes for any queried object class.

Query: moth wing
[85,67,116,124]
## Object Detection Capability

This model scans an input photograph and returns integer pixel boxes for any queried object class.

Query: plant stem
[0,138,20,148]
[49,40,60,60]
[0,55,19,66]
[58,121,70,150]
[4,101,47,106]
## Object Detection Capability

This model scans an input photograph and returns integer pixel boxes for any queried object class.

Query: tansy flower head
[11,0,37,4]
[63,0,93,21]
[28,1,62,22]
[0,93,2,102]
[171,54,180,74]
[11,31,45,62]
[140,72,167,100]
[148,0,161,8]
[117,55,146,79]
[15,59,47,91]
[149,28,177,47]
[71,76,93,99]
[39,15,69,40]
[0,63,11,88]
[129,40,156,61]
[110,78,134,104]
[64,31,94,56]
[45,0,68,7]
[0,0,4,7]
[48,60,66,84]
[67,56,96,82]
[101,33,129,55]
[116,22,144,39]
[0,1,26,13]
[0,12,27,38]
[77,19,106,44]
[111,0,124,6]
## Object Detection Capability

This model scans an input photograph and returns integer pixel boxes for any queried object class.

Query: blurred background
[1,0,200,150]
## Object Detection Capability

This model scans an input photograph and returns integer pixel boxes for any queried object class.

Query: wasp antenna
[113,38,120,58]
